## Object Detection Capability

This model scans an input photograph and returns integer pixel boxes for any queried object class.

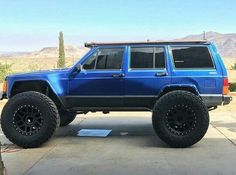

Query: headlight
[2,80,7,93]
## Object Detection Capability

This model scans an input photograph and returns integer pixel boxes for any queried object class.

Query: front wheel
[152,90,209,148]
[1,91,60,148]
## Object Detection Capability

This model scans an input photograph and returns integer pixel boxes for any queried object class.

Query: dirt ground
[0,95,235,175]
[0,100,6,112]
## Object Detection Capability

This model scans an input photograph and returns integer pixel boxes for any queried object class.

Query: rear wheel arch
[10,80,64,108]
[158,85,200,99]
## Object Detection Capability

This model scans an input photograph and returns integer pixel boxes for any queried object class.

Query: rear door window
[154,47,165,69]
[171,46,214,69]
[130,47,165,69]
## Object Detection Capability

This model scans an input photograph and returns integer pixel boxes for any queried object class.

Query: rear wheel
[152,90,209,148]
[59,110,76,127]
[1,91,60,148]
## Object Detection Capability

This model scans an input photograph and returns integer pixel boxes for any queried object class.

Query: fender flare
[158,84,200,98]
[9,78,65,107]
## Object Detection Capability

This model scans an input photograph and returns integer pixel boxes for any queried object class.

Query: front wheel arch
[10,80,64,109]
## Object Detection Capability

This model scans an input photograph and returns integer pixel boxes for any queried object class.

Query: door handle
[112,73,125,78]
[155,72,168,77]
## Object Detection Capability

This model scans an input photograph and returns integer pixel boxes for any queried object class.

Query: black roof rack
[84,40,210,47]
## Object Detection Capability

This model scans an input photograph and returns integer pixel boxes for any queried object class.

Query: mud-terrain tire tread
[152,90,209,148]
[1,91,60,148]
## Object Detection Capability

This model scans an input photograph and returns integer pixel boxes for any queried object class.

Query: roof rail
[84,40,210,47]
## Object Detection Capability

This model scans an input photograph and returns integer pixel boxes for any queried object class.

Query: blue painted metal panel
[4,42,227,107]
[124,46,171,96]
[68,46,126,96]
[6,69,70,98]
[168,45,223,94]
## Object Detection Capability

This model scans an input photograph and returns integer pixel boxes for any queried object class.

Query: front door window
[83,48,124,70]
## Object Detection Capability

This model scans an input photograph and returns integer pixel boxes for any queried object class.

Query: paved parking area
[1,110,236,175]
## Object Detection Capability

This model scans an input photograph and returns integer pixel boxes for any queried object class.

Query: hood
[7,68,71,79]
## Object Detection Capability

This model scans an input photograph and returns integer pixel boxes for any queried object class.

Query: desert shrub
[0,62,12,83]
[230,82,236,92]
[231,63,236,70]
[28,64,42,71]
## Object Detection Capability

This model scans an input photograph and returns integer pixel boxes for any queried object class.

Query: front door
[68,47,125,108]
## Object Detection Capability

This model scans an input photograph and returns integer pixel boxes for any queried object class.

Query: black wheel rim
[13,105,43,136]
[165,104,197,136]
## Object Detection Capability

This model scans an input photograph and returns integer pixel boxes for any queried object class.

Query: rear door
[124,46,171,108]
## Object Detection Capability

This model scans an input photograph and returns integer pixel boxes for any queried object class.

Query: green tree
[231,63,236,70]
[57,32,65,68]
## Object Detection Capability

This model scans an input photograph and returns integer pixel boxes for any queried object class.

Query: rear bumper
[201,94,232,107]
[0,91,6,100]
[222,95,232,105]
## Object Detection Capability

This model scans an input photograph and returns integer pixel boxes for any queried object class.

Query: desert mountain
[0,46,89,72]
[0,33,235,81]
[0,45,88,59]
[25,45,89,59]
[178,31,236,58]
[1,31,236,59]
[0,31,236,71]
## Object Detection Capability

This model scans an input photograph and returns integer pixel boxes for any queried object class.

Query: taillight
[2,80,7,93]
[223,77,229,95]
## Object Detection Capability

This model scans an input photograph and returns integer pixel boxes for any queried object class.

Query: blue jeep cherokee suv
[0,41,232,148]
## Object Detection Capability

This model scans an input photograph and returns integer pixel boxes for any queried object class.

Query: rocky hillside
[25,45,88,58]
[179,31,236,58]
[0,45,89,72]
[1,31,236,59]
[1,45,89,59]
[0,31,235,73]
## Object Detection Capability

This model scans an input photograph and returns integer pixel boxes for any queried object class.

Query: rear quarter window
[171,46,214,69]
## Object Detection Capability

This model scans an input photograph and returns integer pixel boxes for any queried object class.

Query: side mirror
[76,64,83,72]
[70,64,84,78]
[71,64,82,75]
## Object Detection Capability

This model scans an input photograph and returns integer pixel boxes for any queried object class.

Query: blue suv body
[0,41,232,148]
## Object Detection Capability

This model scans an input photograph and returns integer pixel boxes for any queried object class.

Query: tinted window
[171,46,214,68]
[155,47,165,68]
[130,47,165,69]
[83,48,124,70]
[131,47,153,68]
[83,51,97,70]
[96,48,123,69]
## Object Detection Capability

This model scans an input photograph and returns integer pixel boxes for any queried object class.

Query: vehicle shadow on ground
[211,121,236,133]
[54,117,171,148]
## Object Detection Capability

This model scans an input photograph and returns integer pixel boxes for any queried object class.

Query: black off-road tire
[59,110,76,127]
[1,91,60,148]
[152,90,209,148]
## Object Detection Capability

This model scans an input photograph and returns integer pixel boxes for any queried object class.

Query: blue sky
[0,0,235,51]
